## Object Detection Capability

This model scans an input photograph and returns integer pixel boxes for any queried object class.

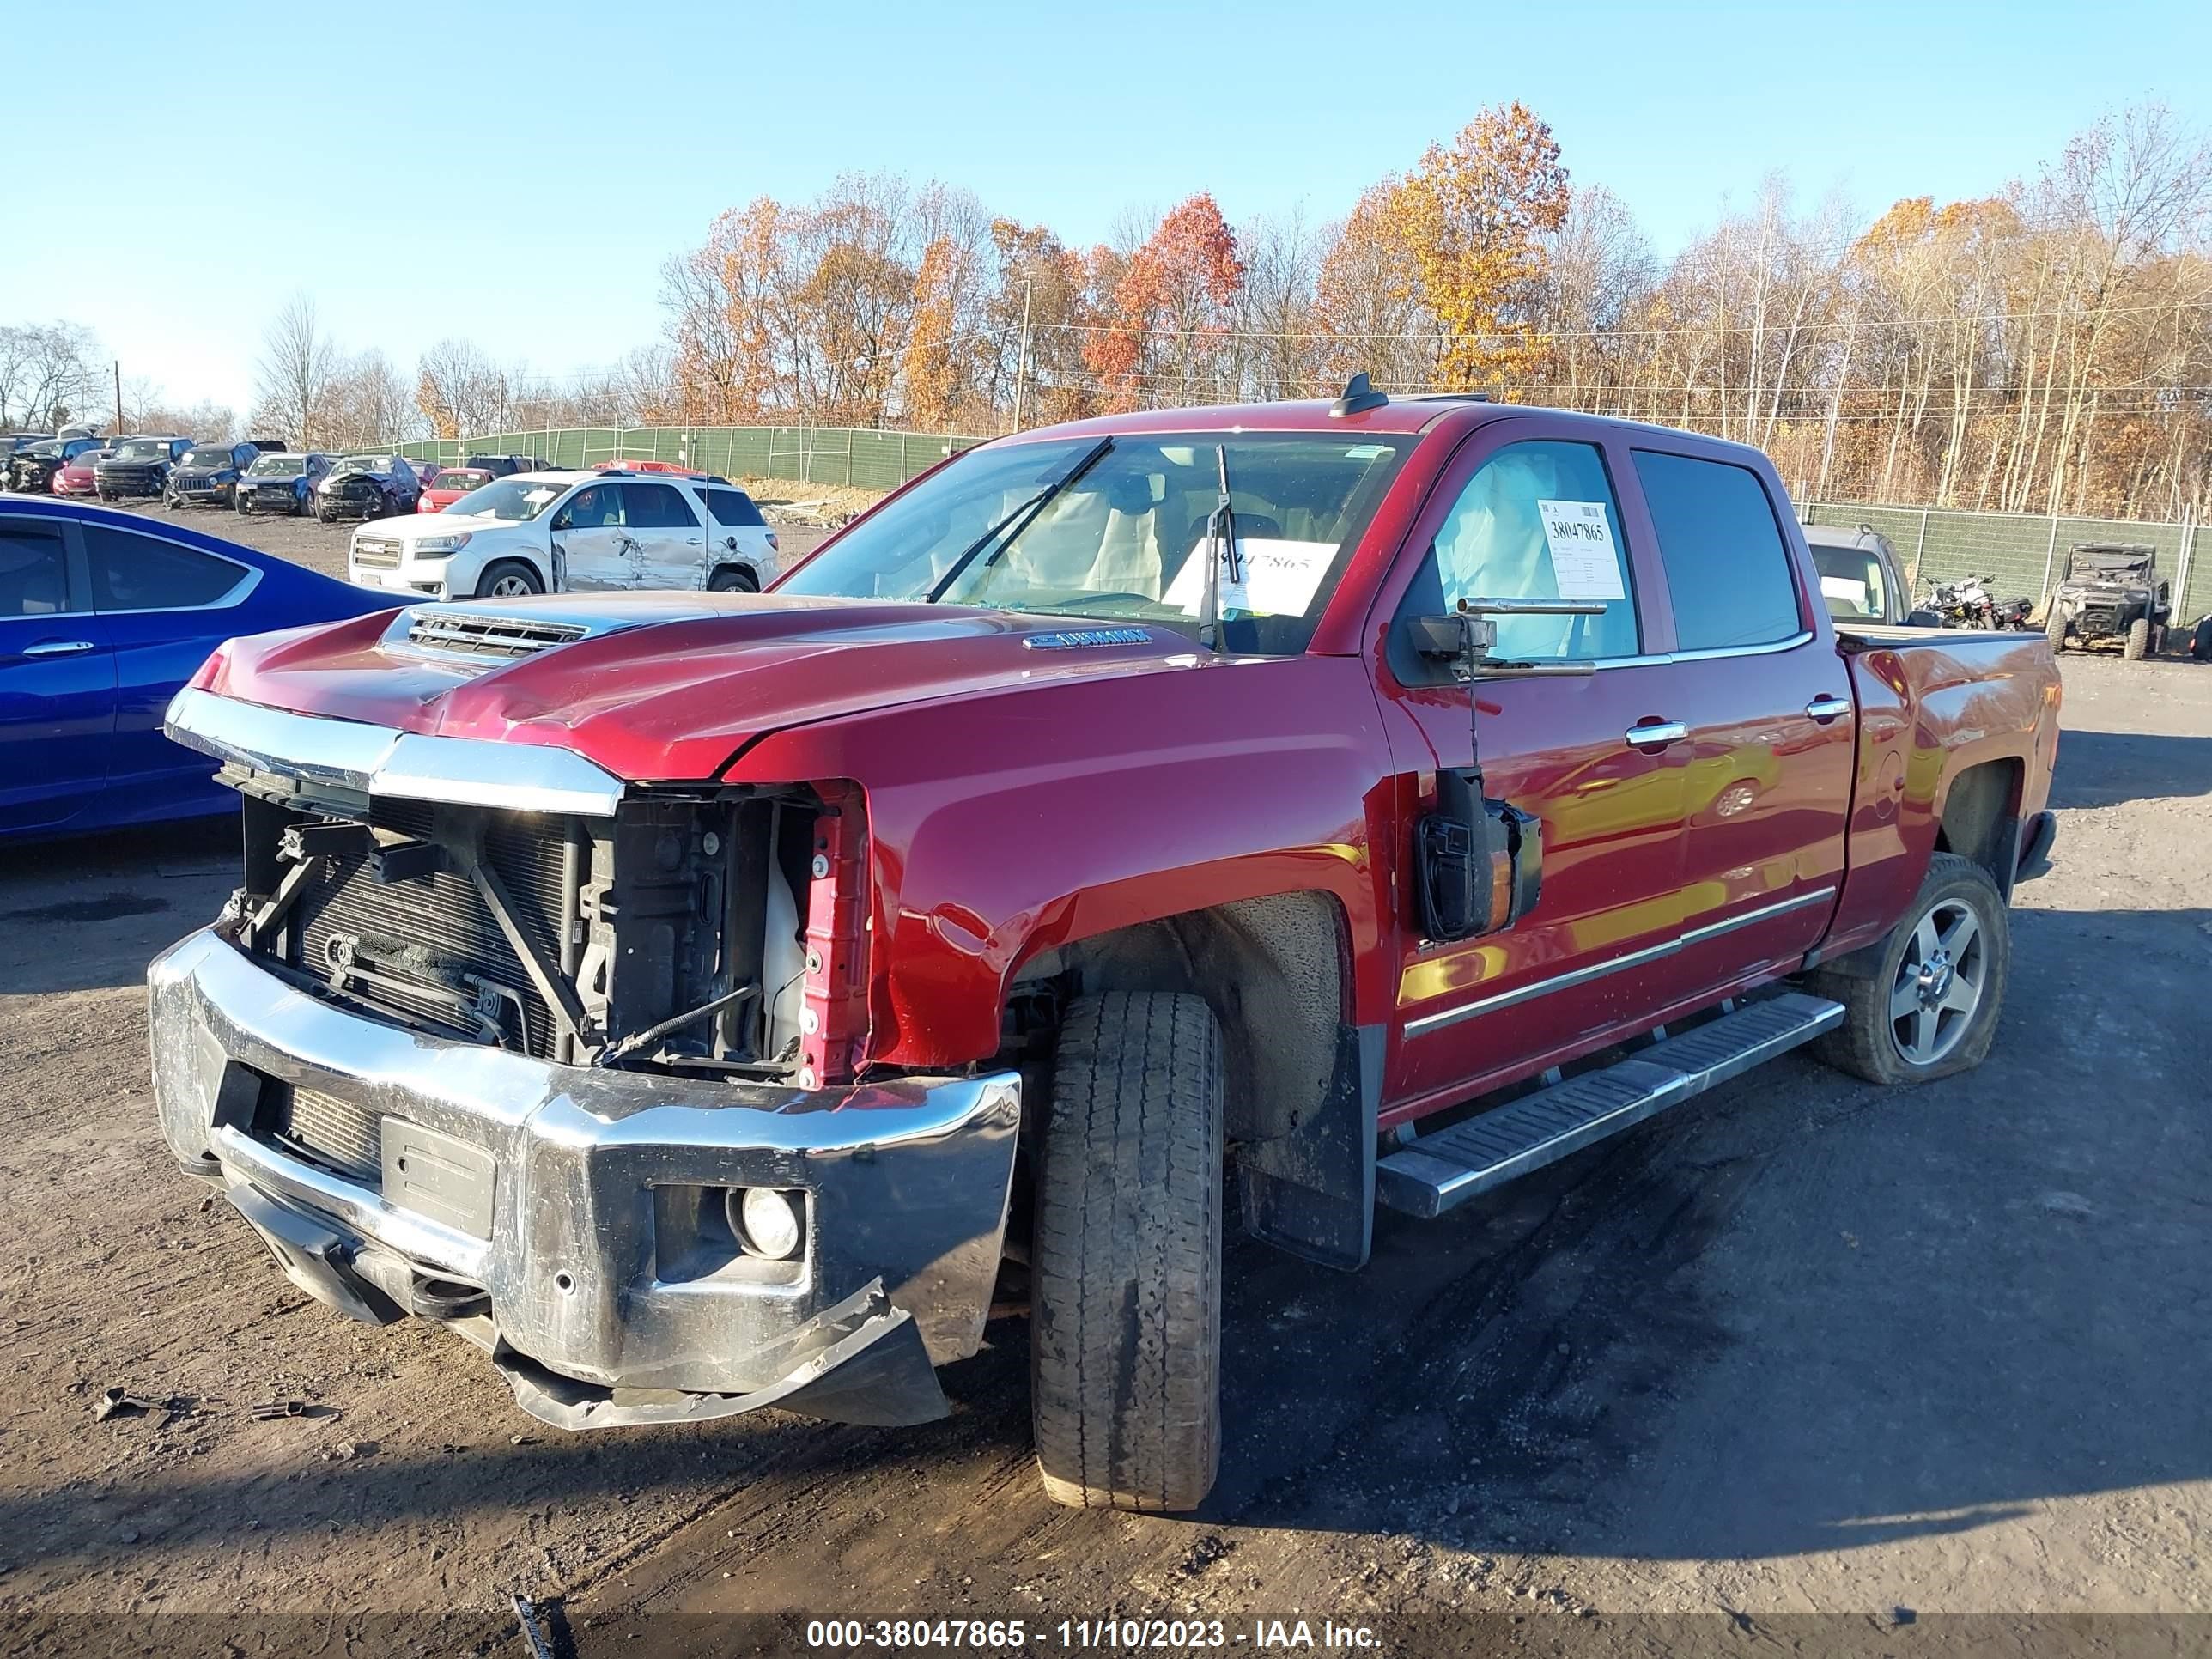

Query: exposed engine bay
[221,773,841,1083]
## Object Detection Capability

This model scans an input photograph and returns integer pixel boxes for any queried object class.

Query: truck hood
[196,593,1205,782]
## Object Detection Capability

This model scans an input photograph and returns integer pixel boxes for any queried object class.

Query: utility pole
[112,360,123,436]
[1009,279,1034,434]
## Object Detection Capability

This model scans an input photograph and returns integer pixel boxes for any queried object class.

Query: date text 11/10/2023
[803,1618,1383,1650]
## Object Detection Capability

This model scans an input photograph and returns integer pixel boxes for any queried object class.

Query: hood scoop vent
[404,611,591,660]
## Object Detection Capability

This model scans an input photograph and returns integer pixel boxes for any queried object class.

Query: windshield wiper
[1197,443,1241,652]
[926,436,1114,605]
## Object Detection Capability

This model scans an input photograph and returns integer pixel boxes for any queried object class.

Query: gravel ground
[0,598,2205,1655]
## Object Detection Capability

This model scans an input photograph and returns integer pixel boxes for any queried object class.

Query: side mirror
[550,509,571,532]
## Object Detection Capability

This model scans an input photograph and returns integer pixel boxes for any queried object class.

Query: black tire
[1031,991,1223,1513]
[2124,617,2151,660]
[473,558,545,599]
[2045,608,2067,653]
[2192,617,2212,663]
[1808,852,2011,1086]
[708,566,759,593]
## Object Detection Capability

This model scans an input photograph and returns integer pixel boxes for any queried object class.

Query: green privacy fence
[1802,501,2209,629]
[400,424,988,491]
[397,423,2212,627]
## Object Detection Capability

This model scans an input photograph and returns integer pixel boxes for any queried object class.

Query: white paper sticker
[1536,500,1626,602]
[1163,536,1338,619]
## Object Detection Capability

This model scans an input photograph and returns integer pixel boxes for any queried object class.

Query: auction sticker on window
[1163,537,1338,617]
[1536,500,1626,601]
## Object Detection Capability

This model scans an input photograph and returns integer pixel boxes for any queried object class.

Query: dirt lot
[1,606,2207,1653]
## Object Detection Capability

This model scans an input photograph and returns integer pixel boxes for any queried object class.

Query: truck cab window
[1632,451,1804,650]
[1409,440,1638,661]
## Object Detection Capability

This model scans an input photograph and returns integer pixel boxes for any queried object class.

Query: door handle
[1804,696,1852,722]
[1624,720,1687,750]
[23,639,97,658]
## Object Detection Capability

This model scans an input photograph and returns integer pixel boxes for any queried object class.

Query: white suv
[347,468,782,600]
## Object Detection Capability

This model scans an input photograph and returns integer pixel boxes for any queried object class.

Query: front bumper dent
[149,927,1021,1430]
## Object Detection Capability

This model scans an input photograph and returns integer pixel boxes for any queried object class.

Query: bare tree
[253,295,337,447]
[0,320,104,430]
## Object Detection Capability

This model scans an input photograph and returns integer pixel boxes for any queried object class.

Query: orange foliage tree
[1083,193,1244,411]
[1397,101,1570,388]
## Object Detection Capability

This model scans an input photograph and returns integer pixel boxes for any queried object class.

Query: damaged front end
[148,687,1019,1431]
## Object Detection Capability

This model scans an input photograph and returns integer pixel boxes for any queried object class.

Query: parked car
[7,434,107,495]
[96,435,194,501]
[347,467,780,598]
[416,466,493,513]
[164,441,267,511]
[1801,522,1933,626]
[154,385,2061,1512]
[52,447,111,498]
[235,451,331,516]
[0,497,388,838]
[0,434,46,460]
[414,455,550,513]
[313,453,421,523]
[2045,542,2172,659]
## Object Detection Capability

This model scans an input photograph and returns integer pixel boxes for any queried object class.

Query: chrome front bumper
[149,927,1021,1428]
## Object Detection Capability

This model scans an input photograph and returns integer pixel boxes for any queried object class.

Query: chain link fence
[398,422,2211,627]
[1802,501,2208,627]
[400,423,986,492]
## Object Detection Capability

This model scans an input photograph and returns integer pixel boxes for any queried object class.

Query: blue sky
[4,0,2203,415]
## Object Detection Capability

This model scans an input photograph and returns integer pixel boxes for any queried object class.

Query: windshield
[447,477,566,522]
[779,433,1410,654]
[1811,544,1889,622]
[113,440,171,459]
[248,454,301,476]
[335,455,389,473]
[180,447,232,469]
[434,469,491,490]
[21,441,64,459]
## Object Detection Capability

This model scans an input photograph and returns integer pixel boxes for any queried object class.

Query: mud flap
[491,1279,951,1431]
[1237,1023,1382,1271]
[225,1180,405,1327]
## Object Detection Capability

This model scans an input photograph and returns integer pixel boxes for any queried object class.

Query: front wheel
[473,559,545,599]
[1808,852,2011,1086]
[2124,617,2152,660]
[2045,608,2068,653]
[1031,991,1223,1513]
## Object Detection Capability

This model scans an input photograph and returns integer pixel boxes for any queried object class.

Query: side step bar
[1375,992,1844,1218]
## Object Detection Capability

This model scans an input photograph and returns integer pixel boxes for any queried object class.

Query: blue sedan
[0,497,391,838]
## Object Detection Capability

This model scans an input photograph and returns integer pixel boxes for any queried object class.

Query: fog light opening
[728,1187,805,1261]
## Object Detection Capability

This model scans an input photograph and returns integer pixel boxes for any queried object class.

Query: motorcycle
[1915,574,2039,630]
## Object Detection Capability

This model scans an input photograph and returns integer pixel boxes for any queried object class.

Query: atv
[2045,543,2172,660]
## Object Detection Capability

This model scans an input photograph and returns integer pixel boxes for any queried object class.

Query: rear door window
[621,483,701,530]
[1631,452,1804,650]
[84,526,246,611]
[701,486,766,528]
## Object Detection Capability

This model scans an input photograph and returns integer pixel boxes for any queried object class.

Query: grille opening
[261,1082,383,1185]
[404,611,588,659]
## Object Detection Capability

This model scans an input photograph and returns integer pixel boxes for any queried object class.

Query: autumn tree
[1315,179,1434,392]
[1397,102,1570,388]
[1084,193,1243,410]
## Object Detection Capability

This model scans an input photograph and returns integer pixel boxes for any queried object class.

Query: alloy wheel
[1888,898,1986,1065]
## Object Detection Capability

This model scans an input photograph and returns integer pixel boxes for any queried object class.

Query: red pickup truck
[150,384,2060,1513]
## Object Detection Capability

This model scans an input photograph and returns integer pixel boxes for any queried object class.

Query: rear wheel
[1808,852,2010,1086]
[1031,991,1223,1513]
[474,559,544,600]
[708,566,759,593]
[2124,617,2152,660]
[2045,608,2068,653]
